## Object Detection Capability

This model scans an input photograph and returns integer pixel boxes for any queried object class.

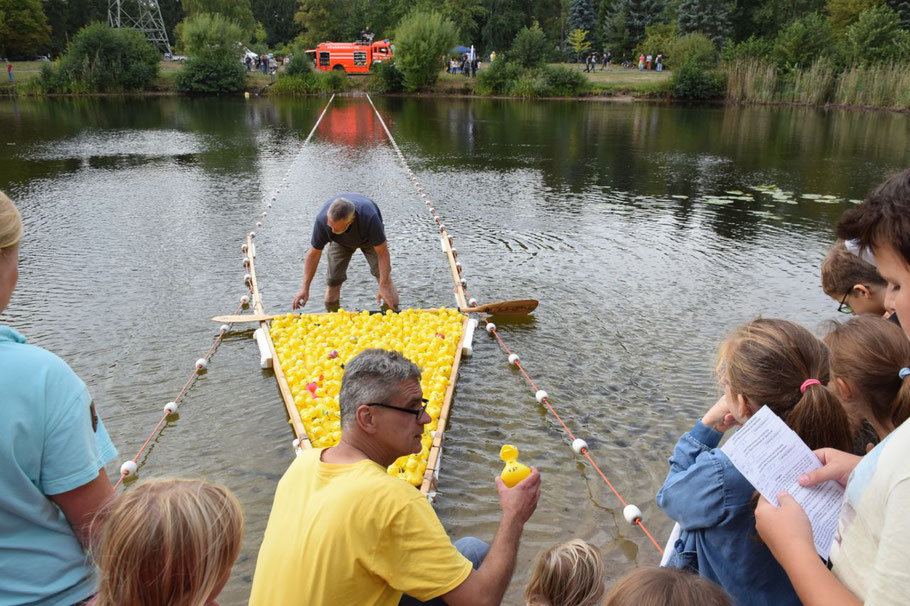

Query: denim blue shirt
[656,421,800,606]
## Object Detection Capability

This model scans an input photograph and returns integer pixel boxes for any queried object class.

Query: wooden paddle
[211,299,539,323]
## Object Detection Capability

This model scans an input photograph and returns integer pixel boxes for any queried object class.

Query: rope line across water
[113,94,337,488]
[365,94,663,555]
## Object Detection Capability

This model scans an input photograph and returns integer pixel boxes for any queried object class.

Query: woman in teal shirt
[0,191,118,605]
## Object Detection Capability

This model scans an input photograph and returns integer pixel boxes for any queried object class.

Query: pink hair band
[800,379,821,394]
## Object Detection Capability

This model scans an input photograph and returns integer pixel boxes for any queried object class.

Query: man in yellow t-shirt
[250,349,541,606]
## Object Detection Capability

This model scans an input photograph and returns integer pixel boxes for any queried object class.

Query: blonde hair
[525,539,605,606]
[825,316,910,437]
[718,318,854,452]
[94,479,244,606]
[604,567,732,606]
[0,190,23,250]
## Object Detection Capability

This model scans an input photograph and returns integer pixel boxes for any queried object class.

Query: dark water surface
[2,95,909,604]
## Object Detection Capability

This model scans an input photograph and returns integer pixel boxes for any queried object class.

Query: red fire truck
[306,40,393,74]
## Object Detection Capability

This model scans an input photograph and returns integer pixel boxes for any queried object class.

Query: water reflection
[1,96,908,605]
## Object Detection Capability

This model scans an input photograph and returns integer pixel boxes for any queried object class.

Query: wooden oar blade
[464,299,539,315]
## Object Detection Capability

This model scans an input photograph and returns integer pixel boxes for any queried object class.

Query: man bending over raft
[292,193,400,312]
[249,349,541,606]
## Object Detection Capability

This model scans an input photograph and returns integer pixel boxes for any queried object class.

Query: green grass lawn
[5,61,46,83]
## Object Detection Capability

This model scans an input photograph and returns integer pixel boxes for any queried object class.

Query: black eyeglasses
[838,289,854,314]
[366,399,429,419]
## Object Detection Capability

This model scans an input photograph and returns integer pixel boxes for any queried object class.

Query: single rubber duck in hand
[500,444,531,488]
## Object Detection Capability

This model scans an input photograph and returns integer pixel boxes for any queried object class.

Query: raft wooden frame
[245,235,467,499]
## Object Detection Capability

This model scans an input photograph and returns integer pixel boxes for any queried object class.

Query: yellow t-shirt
[249,448,473,606]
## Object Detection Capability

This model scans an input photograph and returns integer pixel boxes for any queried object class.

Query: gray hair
[327,197,355,222]
[339,349,422,428]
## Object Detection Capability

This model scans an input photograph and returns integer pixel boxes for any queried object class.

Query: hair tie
[800,379,821,394]
[900,368,910,380]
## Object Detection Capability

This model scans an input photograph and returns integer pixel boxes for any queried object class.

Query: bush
[635,23,677,66]
[317,69,349,93]
[668,33,716,70]
[270,73,318,95]
[508,23,549,69]
[284,44,313,77]
[772,12,839,71]
[720,35,773,63]
[844,5,910,64]
[541,64,589,96]
[393,9,458,91]
[368,61,405,93]
[475,59,523,95]
[671,59,725,99]
[41,22,159,93]
[176,14,246,93]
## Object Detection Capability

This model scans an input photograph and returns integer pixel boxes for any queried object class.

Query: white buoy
[267,202,272,208]
[249,231,256,238]
[120,460,138,477]
[572,438,588,454]
[508,353,520,365]
[256,221,262,227]
[244,273,252,284]
[261,211,267,217]
[241,243,248,253]
[439,224,446,233]
[486,323,497,333]
[195,358,208,370]
[292,438,300,450]
[462,318,478,357]
[535,389,548,402]
[623,504,643,525]
[460,278,467,288]
[240,295,250,306]
[164,401,179,415]
[242,256,250,267]
[469,297,478,307]
[219,324,230,334]
[451,248,457,258]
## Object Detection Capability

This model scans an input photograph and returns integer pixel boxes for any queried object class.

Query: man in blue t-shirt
[292,194,399,311]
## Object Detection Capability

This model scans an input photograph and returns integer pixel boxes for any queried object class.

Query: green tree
[845,5,910,62]
[634,21,676,60]
[509,23,550,67]
[668,31,715,67]
[184,0,256,37]
[752,0,826,36]
[393,9,458,91]
[251,0,300,46]
[42,0,108,57]
[567,27,592,58]
[884,0,910,27]
[176,13,246,92]
[603,2,632,52]
[439,0,486,39]
[481,0,534,52]
[624,0,664,45]
[294,0,344,47]
[827,0,882,35]
[568,0,597,32]
[0,0,51,58]
[677,0,733,47]
[42,22,159,91]
[772,11,838,69]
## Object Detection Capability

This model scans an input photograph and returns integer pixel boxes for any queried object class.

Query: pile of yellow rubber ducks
[270,308,465,486]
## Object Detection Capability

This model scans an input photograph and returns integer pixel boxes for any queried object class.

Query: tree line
[3,0,910,63]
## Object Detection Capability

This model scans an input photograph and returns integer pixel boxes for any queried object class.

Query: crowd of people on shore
[2,168,910,606]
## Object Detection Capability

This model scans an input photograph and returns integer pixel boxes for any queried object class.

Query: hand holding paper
[721,406,845,559]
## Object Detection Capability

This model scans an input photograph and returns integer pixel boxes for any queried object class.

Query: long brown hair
[94,479,244,606]
[718,318,853,452]
[603,567,732,606]
[525,539,605,606]
[825,316,910,436]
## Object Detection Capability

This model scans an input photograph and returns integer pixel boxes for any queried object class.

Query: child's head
[524,539,605,606]
[603,567,731,606]
[821,241,889,316]
[836,169,910,339]
[94,479,244,606]
[718,318,853,452]
[825,316,910,438]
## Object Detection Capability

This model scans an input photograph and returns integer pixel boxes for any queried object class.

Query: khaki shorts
[325,241,380,287]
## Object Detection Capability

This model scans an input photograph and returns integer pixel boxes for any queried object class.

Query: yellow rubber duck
[500,444,531,488]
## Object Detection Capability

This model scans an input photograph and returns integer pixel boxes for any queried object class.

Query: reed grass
[724,57,910,110]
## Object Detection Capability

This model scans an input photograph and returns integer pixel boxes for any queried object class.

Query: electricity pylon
[108,0,172,55]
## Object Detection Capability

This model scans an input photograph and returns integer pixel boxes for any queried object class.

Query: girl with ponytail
[656,318,854,606]
[825,315,910,451]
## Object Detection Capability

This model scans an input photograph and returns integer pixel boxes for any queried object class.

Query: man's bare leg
[324,284,341,312]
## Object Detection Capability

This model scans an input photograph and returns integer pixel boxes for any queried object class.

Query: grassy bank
[725,58,910,110]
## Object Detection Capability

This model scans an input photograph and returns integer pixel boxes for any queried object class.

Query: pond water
[2,95,909,604]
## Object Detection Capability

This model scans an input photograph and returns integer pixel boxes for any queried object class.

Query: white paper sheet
[720,406,845,559]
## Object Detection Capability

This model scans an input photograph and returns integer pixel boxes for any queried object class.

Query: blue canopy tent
[451,46,471,54]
